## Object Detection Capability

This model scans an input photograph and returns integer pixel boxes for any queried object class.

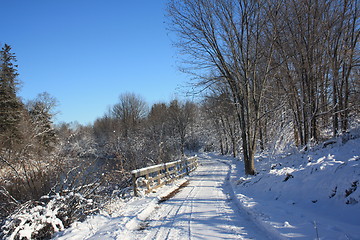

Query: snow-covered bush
[1,192,98,240]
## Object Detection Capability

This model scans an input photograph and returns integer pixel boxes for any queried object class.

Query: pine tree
[0,44,24,149]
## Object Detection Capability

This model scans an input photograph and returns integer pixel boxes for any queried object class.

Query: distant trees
[92,95,199,170]
[203,92,239,157]
[168,100,197,155]
[147,103,169,163]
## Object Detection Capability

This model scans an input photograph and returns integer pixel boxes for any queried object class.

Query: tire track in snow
[143,171,206,240]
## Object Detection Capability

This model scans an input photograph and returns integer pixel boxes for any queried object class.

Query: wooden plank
[132,156,198,196]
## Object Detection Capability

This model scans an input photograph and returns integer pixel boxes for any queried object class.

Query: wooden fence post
[132,173,138,197]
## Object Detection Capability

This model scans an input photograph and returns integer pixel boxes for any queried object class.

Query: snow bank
[53,177,189,239]
[229,136,360,239]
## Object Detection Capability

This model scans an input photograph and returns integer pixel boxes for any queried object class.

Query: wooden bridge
[131,156,198,196]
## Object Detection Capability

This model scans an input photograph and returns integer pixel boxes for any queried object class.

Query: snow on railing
[131,156,198,197]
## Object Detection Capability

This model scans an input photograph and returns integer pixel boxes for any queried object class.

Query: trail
[117,156,270,240]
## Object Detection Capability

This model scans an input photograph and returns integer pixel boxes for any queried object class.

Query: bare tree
[27,92,58,153]
[112,92,148,138]
[168,0,279,174]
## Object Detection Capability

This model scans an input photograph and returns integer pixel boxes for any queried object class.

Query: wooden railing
[131,156,198,197]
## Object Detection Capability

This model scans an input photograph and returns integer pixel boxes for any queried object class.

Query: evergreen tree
[0,44,24,148]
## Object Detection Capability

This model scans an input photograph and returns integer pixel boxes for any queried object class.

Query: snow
[53,136,360,240]
[3,196,66,240]
[229,136,360,239]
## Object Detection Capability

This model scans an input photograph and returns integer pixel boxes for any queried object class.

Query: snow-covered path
[117,156,269,240]
[55,156,270,240]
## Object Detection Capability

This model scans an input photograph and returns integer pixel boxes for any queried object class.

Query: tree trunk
[238,102,255,175]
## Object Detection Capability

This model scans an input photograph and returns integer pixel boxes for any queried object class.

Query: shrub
[1,191,98,240]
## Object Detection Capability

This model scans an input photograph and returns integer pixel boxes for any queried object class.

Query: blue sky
[2,0,190,124]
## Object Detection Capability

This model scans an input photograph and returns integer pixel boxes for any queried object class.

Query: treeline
[0,44,59,213]
[167,0,360,174]
[76,93,201,170]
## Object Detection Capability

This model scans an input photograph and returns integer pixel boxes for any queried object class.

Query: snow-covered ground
[53,136,360,240]
[228,135,360,240]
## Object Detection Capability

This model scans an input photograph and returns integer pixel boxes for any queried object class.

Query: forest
[1,0,359,239]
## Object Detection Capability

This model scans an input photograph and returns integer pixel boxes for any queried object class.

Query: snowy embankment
[52,134,360,240]
[228,134,360,239]
[52,178,189,240]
